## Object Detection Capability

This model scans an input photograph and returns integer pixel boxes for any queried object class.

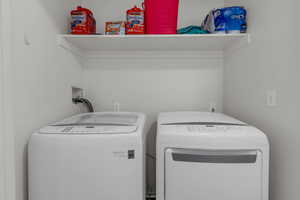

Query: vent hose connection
[72,97,94,112]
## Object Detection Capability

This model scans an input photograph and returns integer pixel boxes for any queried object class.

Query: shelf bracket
[224,34,251,55]
[57,35,84,58]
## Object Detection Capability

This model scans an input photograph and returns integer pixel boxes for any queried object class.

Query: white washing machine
[157,112,269,200]
[29,112,146,200]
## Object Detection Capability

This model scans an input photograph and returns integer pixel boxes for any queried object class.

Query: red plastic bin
[145,0,179,34]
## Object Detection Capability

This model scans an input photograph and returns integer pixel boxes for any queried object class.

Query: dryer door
[165,148,263,200]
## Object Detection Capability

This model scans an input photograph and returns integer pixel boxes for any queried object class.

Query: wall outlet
[24,33,31,46]
[113,102,120,112]
[209,102,217,112]
[266,89,277,107]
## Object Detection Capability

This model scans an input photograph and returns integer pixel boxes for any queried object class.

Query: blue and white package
[214,8,227,33]
[202,6,247,34]
[223,6,247,33]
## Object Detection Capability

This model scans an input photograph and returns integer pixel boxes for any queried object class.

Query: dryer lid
[159,112,246,126]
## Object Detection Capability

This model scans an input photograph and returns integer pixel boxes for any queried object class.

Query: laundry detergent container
[145,0,179,34]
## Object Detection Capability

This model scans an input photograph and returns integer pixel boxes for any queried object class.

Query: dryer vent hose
[72,97,94,113]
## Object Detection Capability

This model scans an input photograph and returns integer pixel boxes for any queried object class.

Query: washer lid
[53,113,138,126]
[39,113,139,135]
[159,112,246,126]
[39,125,138,135]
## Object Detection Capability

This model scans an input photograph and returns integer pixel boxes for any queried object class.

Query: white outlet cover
[266,90,277,107]
[209,102,217,112]
[24,33,31,46]
[113,102,120,112]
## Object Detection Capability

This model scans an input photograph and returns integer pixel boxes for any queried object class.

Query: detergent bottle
[71,6,96,34]
[126,5,145,34]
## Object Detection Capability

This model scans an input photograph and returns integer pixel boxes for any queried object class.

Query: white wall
[1,0,16,200]
[9,0,83,200]
[0,0,5,198]
[224,0,300,200]
[83,53,223,111]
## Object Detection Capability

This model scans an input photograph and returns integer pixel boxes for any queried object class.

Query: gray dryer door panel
[165,148,263,200]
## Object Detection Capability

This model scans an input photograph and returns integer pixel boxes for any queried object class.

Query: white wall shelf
[58,34,250,57]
